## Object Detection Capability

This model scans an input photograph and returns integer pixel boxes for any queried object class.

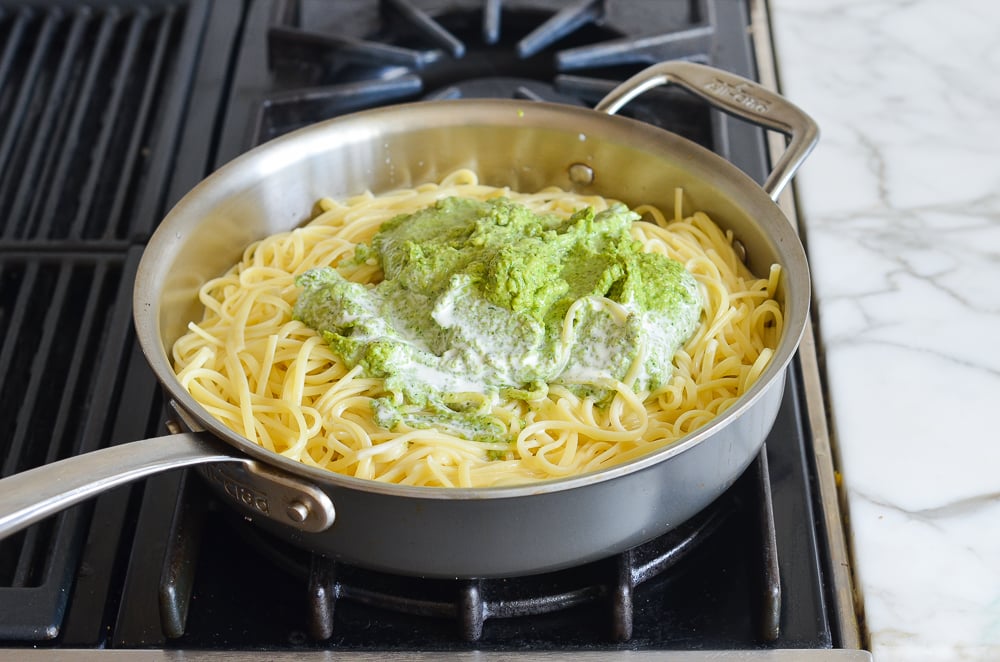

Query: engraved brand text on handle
[206,465,270,515]
[704,78,770,114]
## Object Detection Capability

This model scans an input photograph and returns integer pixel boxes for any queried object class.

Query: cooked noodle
[171,170,783,487]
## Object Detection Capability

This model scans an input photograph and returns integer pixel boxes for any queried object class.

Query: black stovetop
[0,0,838,652]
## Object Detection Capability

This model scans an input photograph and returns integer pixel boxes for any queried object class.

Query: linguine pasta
[171,170,783,487]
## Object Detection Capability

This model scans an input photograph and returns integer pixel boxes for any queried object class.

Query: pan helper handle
[594,61,819,202]
[0,431,336,540]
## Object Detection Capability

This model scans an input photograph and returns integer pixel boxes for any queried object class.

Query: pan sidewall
[213,372,786,578]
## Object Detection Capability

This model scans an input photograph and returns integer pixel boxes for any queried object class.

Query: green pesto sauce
[293,197,701,442]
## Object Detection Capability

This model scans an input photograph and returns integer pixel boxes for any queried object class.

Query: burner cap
[424,76,586,104]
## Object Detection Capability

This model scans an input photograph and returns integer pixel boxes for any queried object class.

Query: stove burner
[254,0,715,145]
[156,449,780,644]
[305,492,734,643]
[423,76,585,104]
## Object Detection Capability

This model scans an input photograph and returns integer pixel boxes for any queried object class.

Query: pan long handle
[0,432,335,539]
[594,60,819,202]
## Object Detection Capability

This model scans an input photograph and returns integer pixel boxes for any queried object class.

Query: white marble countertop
[769,0,1000,660]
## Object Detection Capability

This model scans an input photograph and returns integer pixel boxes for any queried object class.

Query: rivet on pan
[568,163,594,185]
[733,239,748,264]
[287,500,311,523]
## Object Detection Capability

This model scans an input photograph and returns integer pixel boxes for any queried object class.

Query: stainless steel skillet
[0,61,817,578]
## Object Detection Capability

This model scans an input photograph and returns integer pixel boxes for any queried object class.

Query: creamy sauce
[293,197,701,441]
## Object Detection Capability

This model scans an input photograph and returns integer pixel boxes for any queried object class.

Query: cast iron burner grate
[217,0,765,168]
[156,449,780,644]
[0,1,201,245]
[310,449,778,644]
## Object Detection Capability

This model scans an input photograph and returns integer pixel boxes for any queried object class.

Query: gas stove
[0,0,866,659]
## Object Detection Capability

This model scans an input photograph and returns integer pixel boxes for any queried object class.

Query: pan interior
[136,99,808,495]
